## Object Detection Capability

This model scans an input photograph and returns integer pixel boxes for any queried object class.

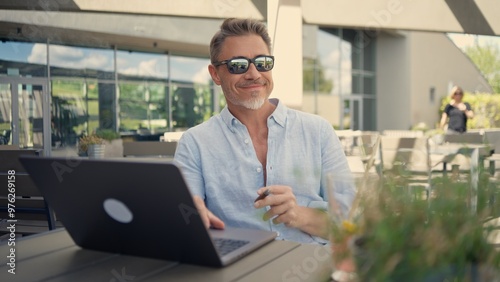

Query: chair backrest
[335,130,361,156]
[0,149,56,230]
[0,130,11,145]
[355,134,379,157]
[163,131,185,142]
[382,130,424,138]
[444,132,484,144]
[483,130,500,153]
[0,144,19,150]
[123,141,177,158]
[380,136,430,173]
[348,133,381,177]
[346,132,381,176]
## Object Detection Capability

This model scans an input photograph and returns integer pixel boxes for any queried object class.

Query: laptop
[19,156,277,267]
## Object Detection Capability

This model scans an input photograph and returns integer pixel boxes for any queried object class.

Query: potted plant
[78,134,105,158]
[329,171,500,281]
[95,129,123,158]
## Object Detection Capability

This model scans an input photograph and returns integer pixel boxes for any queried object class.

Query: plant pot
[104,139,123,158]
[88,144,105,159]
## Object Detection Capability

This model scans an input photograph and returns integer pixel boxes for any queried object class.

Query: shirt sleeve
[309,121,356,245]
[444,104,452,115]
[173,132,205,199]
[322,122,356,217]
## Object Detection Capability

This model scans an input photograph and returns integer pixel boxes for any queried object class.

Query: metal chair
[380,136,433,200]
[0,149,58,236]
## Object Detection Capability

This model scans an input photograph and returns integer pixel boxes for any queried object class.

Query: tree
[465,43,500,93]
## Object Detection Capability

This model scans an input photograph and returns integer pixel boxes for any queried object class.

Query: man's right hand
[193,195,225,229]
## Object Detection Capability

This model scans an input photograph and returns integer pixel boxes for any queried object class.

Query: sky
[447,33,500,51]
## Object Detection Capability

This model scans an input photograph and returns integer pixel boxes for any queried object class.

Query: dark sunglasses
[454,92,463,95]
[213,55,275,74]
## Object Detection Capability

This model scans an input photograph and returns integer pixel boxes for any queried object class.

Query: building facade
[0,0,497,155]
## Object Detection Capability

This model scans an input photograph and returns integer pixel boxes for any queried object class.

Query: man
[174,18,354,244]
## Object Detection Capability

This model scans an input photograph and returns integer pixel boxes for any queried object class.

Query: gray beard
[226,94,266,110]
[241,97,265,110]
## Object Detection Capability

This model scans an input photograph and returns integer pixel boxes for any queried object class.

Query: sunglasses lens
[254,56,274,71]
[221,56,274,74]
[228,58,249,74]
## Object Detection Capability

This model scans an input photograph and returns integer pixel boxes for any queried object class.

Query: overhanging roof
[302,0,500,36]
[0,0,498,56]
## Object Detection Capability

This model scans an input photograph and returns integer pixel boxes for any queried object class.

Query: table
[0,228,333,282]
[431,143,493,213]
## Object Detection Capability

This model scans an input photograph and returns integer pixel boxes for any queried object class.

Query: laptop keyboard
[213,238,250,256]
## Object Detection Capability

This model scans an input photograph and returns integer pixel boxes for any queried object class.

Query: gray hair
[209,18,272,63]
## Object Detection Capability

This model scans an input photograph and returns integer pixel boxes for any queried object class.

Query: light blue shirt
[174,98,355,244]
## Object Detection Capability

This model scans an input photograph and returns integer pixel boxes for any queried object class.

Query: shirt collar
[220,98,287,131]
[269,98,286,128]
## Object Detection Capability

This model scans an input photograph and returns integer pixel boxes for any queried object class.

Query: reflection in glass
[0,42,47,77]
[0,84,11,145]
[49,44,114,72]
[0,40,223,151]
[51,79,88,147]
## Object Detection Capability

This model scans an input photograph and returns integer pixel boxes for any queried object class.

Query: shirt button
[244,139,249,144]
[276,232,280,237]
[256,167,262,173]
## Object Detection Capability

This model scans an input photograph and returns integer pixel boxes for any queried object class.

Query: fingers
[193,195,225,229]
[256,186,298,227]
[272,211,297,228]
[208,210,225,229]
[263,201,294,220]
[254,186,293,208]
[193,196,210,228]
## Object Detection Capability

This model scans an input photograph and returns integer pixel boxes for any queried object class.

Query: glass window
[363,75,376,95]
[0,38,227,154]
[49,44,114,74]
[315,29,351,95]
[0,42,47,77]
[363,97,377,130]
[117,51,167,138]
[0,84,11,144]
[51,79,88,147]
[119,81,167,134]
[170,55,221,129]
[171,55,211,83]
[117,50,168,79]
[307,27,376,130]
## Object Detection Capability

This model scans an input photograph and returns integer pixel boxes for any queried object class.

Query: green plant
[331,172,500,281]
[95,129,120,141]
[78,134,105,154]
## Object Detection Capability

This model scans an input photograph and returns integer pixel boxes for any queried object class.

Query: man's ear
[208,65,222,86]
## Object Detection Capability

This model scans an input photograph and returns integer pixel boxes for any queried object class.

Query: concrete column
[267,0,303,109]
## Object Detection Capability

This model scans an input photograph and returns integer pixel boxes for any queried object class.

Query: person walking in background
[440,86,474,134]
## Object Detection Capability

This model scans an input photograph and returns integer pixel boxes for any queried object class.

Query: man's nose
[243,63,261,79]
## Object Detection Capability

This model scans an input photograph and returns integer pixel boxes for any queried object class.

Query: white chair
[483,130,500,176]
[163,131,185,142]
[347,133,381,180]
[382,130,424,138]
[335,130,361,156]
[380,136,433,200]
[442,131,487,173]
